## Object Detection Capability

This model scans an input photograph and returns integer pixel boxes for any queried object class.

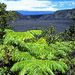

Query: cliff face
[39,9,75,20]
[54,9,75,19]
[15,8,75,20]
[10,9,75,32]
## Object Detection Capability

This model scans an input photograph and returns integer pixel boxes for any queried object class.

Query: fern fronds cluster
[11,60,68,75]
[0,29,75,75]
[11,49,35,61]
[4,29,42,44]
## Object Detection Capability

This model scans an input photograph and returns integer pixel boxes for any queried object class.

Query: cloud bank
[1,0,75,11]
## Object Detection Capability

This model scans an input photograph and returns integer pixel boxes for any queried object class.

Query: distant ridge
[10,8,75,32]
[15,8,75,20]
[17,11,54,15]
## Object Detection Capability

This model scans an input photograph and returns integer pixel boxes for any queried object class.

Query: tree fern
[29,30,42,36]
[4,30,43,45]
[23,42,74,59]
[11,49,35,61]
[2,29,75,75]
[8,41,74,60]
[49,41,74,55]
[36,37,47,44]
[24,43,49,59]
[3,30,35,45]
[11,60,68,75]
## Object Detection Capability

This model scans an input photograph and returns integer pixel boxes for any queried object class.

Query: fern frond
[24,41,74,59]
[4,30,34,45]
[25,43,50,59]
[11,49,35,61]
[11,60,68,75]
[29,30,42,36]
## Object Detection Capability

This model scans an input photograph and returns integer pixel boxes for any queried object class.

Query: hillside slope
[15,8,75,20]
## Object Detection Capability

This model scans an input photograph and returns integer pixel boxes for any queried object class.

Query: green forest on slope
[0,3,75,75]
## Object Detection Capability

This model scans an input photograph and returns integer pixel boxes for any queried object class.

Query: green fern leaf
[11,60,68,75]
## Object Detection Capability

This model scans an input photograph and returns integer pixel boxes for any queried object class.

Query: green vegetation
[61,24,75,41]
[11,60,68,75]
[0,29,75,75]
[0,2,75,75]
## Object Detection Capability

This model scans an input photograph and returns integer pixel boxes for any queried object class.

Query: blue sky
[1,0,75,11]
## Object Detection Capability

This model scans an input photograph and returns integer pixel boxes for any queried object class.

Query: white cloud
[1,0,58,11]
[58,1,75,7]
